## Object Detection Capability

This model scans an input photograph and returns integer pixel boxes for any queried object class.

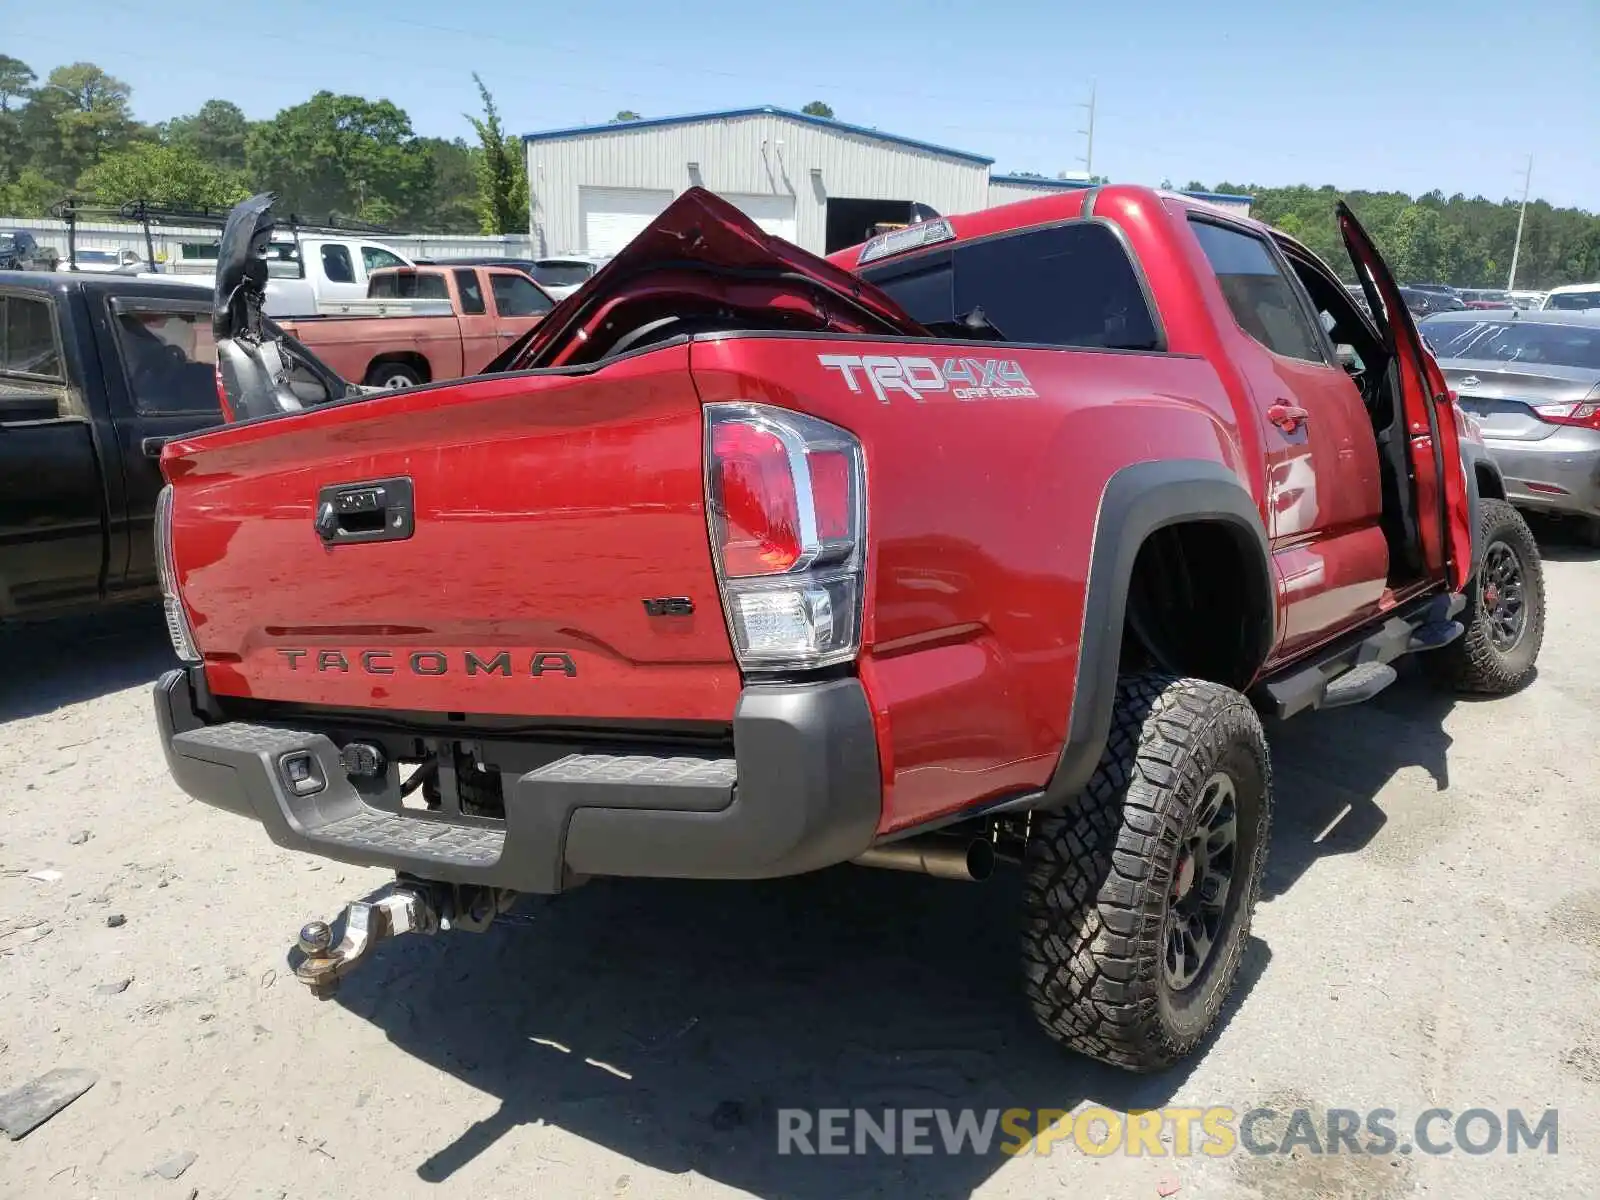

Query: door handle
[141,436,167,458]
[314,476,415,545]
[1268,403,1310,433]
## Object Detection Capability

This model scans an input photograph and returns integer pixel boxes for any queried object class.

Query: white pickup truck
[165,232,416,317]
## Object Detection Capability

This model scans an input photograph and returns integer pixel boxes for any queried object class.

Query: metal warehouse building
[523,105,1251,259]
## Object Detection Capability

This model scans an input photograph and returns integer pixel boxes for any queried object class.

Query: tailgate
[162,342,741,721]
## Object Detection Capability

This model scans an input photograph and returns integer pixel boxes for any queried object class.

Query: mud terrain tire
[1427,498,1544,694]
[1021,674,1271,1072]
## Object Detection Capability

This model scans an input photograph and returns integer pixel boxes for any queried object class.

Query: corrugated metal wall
[0,217,533,264]
[526,113,991,256]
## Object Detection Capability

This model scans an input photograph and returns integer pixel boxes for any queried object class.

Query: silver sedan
[1421,310,1600,540]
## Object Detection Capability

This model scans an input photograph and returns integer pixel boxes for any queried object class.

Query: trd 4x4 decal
[818,354,1037,403]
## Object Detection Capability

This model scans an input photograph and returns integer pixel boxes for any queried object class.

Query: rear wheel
[1427,498,1544,694]
[366,361,424,390]
[1020,674,1271,1072]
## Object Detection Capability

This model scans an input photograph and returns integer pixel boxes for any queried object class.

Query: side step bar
[1253,592,1465,719]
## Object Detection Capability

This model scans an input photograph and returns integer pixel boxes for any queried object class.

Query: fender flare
[1043,459,1274,807]
[1458,439,1504,579]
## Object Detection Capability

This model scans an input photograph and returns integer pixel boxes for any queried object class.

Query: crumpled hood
[494,187,925,370]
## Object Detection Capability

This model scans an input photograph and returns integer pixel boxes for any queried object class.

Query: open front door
[1338,201,1473,591]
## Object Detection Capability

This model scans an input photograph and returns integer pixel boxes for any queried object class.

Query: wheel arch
[1044,459,1273,807]
[365,351,431,386]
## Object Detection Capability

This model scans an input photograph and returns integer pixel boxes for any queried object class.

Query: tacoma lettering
[275,649,576,678]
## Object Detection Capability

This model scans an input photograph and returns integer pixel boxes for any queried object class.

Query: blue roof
[990,174,1254,204]
[522,105,995,167]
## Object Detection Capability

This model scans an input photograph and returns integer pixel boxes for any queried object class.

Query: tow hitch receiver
[293,886,440,999]
[290,880,519,998]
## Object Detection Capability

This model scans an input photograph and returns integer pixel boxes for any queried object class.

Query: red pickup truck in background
[274,264,554,389]
[156,187,1543,1073]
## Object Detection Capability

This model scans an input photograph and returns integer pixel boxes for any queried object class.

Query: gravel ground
[1,531,1597,1199]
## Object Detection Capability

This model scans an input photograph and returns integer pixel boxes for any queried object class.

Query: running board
[1252,592,1464,720]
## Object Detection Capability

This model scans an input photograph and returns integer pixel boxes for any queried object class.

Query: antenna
[1076,80,1097,178]
[1506,154,1533,292]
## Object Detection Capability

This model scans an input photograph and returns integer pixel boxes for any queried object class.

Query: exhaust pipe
[853,834,995,882]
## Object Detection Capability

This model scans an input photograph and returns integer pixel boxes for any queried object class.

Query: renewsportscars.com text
[776,1106,1558,1158]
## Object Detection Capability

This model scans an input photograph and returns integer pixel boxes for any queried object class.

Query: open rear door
[1338,201,1473,591]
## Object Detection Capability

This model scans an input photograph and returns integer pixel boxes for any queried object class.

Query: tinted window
[455,269,486,314]
[112,308,220,414]
[491,273,553,317]
[863,223,1160,350]
[368,271,448,300]
[1547,290,1600,311]
[361,246,407,273]
[3,296,62,379]
[321,244,355,284]
[1189,220,1326,362]
[532,262,595,288]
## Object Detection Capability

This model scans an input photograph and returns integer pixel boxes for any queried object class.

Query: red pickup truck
[156,187,1542,1072]
[274,264,554,388]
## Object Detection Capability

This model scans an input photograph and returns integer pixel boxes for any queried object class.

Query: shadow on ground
[1524,512,1600,563]
[0,604,175,721]
[1260,665,1461,900]
[322,659,1496,1195]
[334,865,1271,1198]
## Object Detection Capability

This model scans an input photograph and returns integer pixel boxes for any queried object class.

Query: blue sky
[18,0,1600,208]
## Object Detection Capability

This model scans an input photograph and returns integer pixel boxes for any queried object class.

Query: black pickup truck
[0,269,332,619]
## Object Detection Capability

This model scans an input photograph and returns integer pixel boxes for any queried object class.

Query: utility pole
[1507,154,1532,292]
[1076,80,1096,179]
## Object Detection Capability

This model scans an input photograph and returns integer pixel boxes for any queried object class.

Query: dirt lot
[2,532,1598,1200]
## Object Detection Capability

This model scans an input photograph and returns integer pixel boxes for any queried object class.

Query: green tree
[247,91,432,225]
[78,141,248,210]
[0,167,58,216]
[612,110,642,122]
[412,136,480,233]
[164,99,250,170]
[465,75,527,235]
[0,55,36,184]
[801,101,834,119]
[0,55,34,112]
[24,62,139,181]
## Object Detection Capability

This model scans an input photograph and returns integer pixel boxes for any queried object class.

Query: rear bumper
[1484,430,1600,518]
[155,668,881,892]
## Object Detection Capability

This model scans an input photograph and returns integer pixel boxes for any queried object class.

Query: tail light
[1532,396,1600,431]
[704,403,865,670]
[155,486,201,663]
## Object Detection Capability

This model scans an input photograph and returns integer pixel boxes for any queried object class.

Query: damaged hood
[495,187,925,370]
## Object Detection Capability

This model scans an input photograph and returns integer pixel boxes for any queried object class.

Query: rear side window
[491,273,553,317]
[369,271,448,300]
[1189,220,1327,362]
[862,223,1160,350]
[454,269,486,314]
[321,244,355,284]
[0,294,68,420]
[111,306,219,414]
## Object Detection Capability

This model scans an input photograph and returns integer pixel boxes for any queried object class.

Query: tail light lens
[705,403,865,670]
[155,486,201,663]
[1532,397,1600,430]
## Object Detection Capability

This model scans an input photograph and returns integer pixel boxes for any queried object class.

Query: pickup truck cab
[168,233,417,318]
[275,264,554,388]
[0,271,341,619]
[155,187,1543,1072]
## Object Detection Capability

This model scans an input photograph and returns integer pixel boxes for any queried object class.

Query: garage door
[720,192,798,244]
[579,187,673,256]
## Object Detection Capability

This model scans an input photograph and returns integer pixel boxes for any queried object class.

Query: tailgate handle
[314,477,415,545]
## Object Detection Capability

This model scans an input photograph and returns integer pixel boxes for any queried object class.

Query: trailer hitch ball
[291,889,438,999]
